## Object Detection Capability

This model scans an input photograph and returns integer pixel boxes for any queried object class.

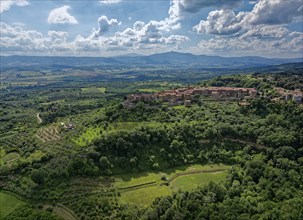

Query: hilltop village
[274,88,303,104]
[123,86,303,109]
[123,86,258,108]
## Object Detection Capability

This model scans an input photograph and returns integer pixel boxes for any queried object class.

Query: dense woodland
[0,64,303,219]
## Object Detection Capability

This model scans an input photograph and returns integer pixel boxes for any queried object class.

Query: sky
[0,0,302,58]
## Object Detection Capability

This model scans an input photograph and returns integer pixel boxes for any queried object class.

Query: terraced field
[36,125,61,143]
[0,152,20,166]
[114,164,230,206]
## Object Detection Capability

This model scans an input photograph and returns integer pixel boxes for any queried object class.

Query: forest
[0,63,303,219]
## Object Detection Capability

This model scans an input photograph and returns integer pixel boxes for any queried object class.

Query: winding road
[36,113,42,124]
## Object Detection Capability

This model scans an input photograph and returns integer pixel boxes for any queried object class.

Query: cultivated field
[36,125,61,143]
[0,191,26,218]
[114,164,230,205]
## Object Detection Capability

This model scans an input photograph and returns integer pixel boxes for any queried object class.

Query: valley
[0,62,303,219]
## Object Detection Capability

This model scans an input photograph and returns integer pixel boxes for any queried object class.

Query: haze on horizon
[0,0,303,58]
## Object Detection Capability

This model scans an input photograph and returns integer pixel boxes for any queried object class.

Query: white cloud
[0,22,72,52]
[192,0,303,57]
[248,1,258,4]
[193,10,247,35]
[88,0,186,50]
[93,23,185,50]
[47,5,78,25]
[194,0,303,36]
[92,16,121,37]
[169,0,242,19]
[0,22,44,51]
[0,0,29,13]
[99,0,121,4]
[240,25,289,40]
[196,30,303,57]
[246,0,303,25]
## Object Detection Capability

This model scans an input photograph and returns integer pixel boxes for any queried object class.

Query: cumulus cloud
[240,25,290,40]
[92,16,121,37]
[0,22,72,52]
[0,22,44,51]
[193,10,247,35]
[0,18,188,55]
[99,0,121,4]
[246,0,303,25]
[48,5,78,25]
[94,20,188,49]
[192,0,303,58]
[88,3,186,50]
[0,0,29,13]
[195,0,303,36]
[196,29,303,56]
[192,0,303,57]
[169,0,242,19]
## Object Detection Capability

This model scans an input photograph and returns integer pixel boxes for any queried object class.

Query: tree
[31,169,48,185]
[100,156,112,175]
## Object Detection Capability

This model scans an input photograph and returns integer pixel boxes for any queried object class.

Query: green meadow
[114,164,229,206]
[74,121,162,147]
[81,87,106,93]
[0,191,26,219]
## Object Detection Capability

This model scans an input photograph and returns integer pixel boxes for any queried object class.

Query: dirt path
[55,204,78,220]
[36,113,42,124]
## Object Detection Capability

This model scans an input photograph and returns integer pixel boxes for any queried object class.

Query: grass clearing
[0,149,5,166]
[23,150,46,164]
[138,88,162,93]
[114,164,230,206]
[74,121,162,147]
[0,152,20,165]
[170,171,228,192]
[81,87,106,93]
[120,185,172,205]
[113,122,144,131]
[0,191,26,218]
[173,105,186,110]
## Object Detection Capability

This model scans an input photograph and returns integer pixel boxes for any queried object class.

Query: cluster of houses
[274,88,303,104]
[123,86,258,108]
[60,122,75,130]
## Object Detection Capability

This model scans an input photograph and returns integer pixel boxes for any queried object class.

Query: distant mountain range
[1,52,302,69]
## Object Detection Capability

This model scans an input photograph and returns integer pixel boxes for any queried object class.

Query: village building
[123,86,258,108]
[275,87,303,104]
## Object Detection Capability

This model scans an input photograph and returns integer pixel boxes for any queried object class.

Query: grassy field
[0,151,20,166]
[23,150,46,164]
[173,105,187,110]
[120,185,172,205]
[170,171,228,191]
[73,126,102,147]
[137,88,162,93]
[0,191,26,218]
[112,122,144,131]
[0,149,5,166]
[81,87,106,93]
[114,164,230,206]
[74,122,162,147]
